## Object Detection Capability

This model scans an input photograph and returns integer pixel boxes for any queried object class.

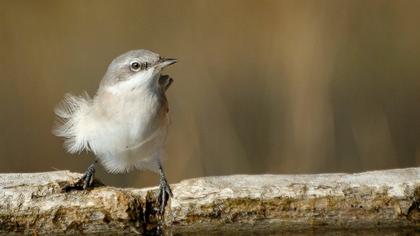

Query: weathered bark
[0,168,419,234]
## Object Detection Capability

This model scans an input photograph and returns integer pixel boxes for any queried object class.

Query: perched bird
[53,49,176,213]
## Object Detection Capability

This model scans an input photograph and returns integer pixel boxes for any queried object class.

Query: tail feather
[53,92,93,154]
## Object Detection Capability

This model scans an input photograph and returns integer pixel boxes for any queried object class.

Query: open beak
[157,57,177,69]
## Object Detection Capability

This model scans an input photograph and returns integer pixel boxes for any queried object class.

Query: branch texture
[0,168,419,234]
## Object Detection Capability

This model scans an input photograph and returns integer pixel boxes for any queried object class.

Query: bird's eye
[130,61,141,71]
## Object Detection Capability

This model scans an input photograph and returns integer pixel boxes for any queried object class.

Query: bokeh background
[0,0,419,188]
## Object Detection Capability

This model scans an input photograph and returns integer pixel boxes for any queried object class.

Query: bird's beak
[157,58,177,69]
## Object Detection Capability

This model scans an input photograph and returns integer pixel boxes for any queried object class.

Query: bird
[53,49,177,214]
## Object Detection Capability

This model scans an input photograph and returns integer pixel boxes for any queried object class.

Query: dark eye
[130,61,141,71]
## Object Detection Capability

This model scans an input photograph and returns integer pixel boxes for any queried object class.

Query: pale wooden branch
[0,168,419,234]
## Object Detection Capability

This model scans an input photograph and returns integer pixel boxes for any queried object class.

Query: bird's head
[100,49,176,94]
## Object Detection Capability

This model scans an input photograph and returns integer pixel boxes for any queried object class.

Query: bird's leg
[79,159,98,189]
[158,164,173,215]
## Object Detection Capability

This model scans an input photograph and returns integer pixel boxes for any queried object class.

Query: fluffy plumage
[53,50,174,174]
[53,92,93,154]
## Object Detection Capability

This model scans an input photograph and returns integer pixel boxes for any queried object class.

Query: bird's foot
[61,161,99,192]
[158,176,173,215]
[78,161,96,189]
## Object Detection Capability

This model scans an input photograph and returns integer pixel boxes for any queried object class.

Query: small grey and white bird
[53,49,176,213]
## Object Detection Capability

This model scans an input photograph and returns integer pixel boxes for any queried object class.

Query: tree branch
[0,168,419,234]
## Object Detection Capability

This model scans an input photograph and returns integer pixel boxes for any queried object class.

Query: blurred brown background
[0,0,419,188]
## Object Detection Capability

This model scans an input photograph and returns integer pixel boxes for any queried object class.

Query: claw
[61,160,102,193]
[79,161,96,189]
[158,180,172,215]
[158,165,172,215]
